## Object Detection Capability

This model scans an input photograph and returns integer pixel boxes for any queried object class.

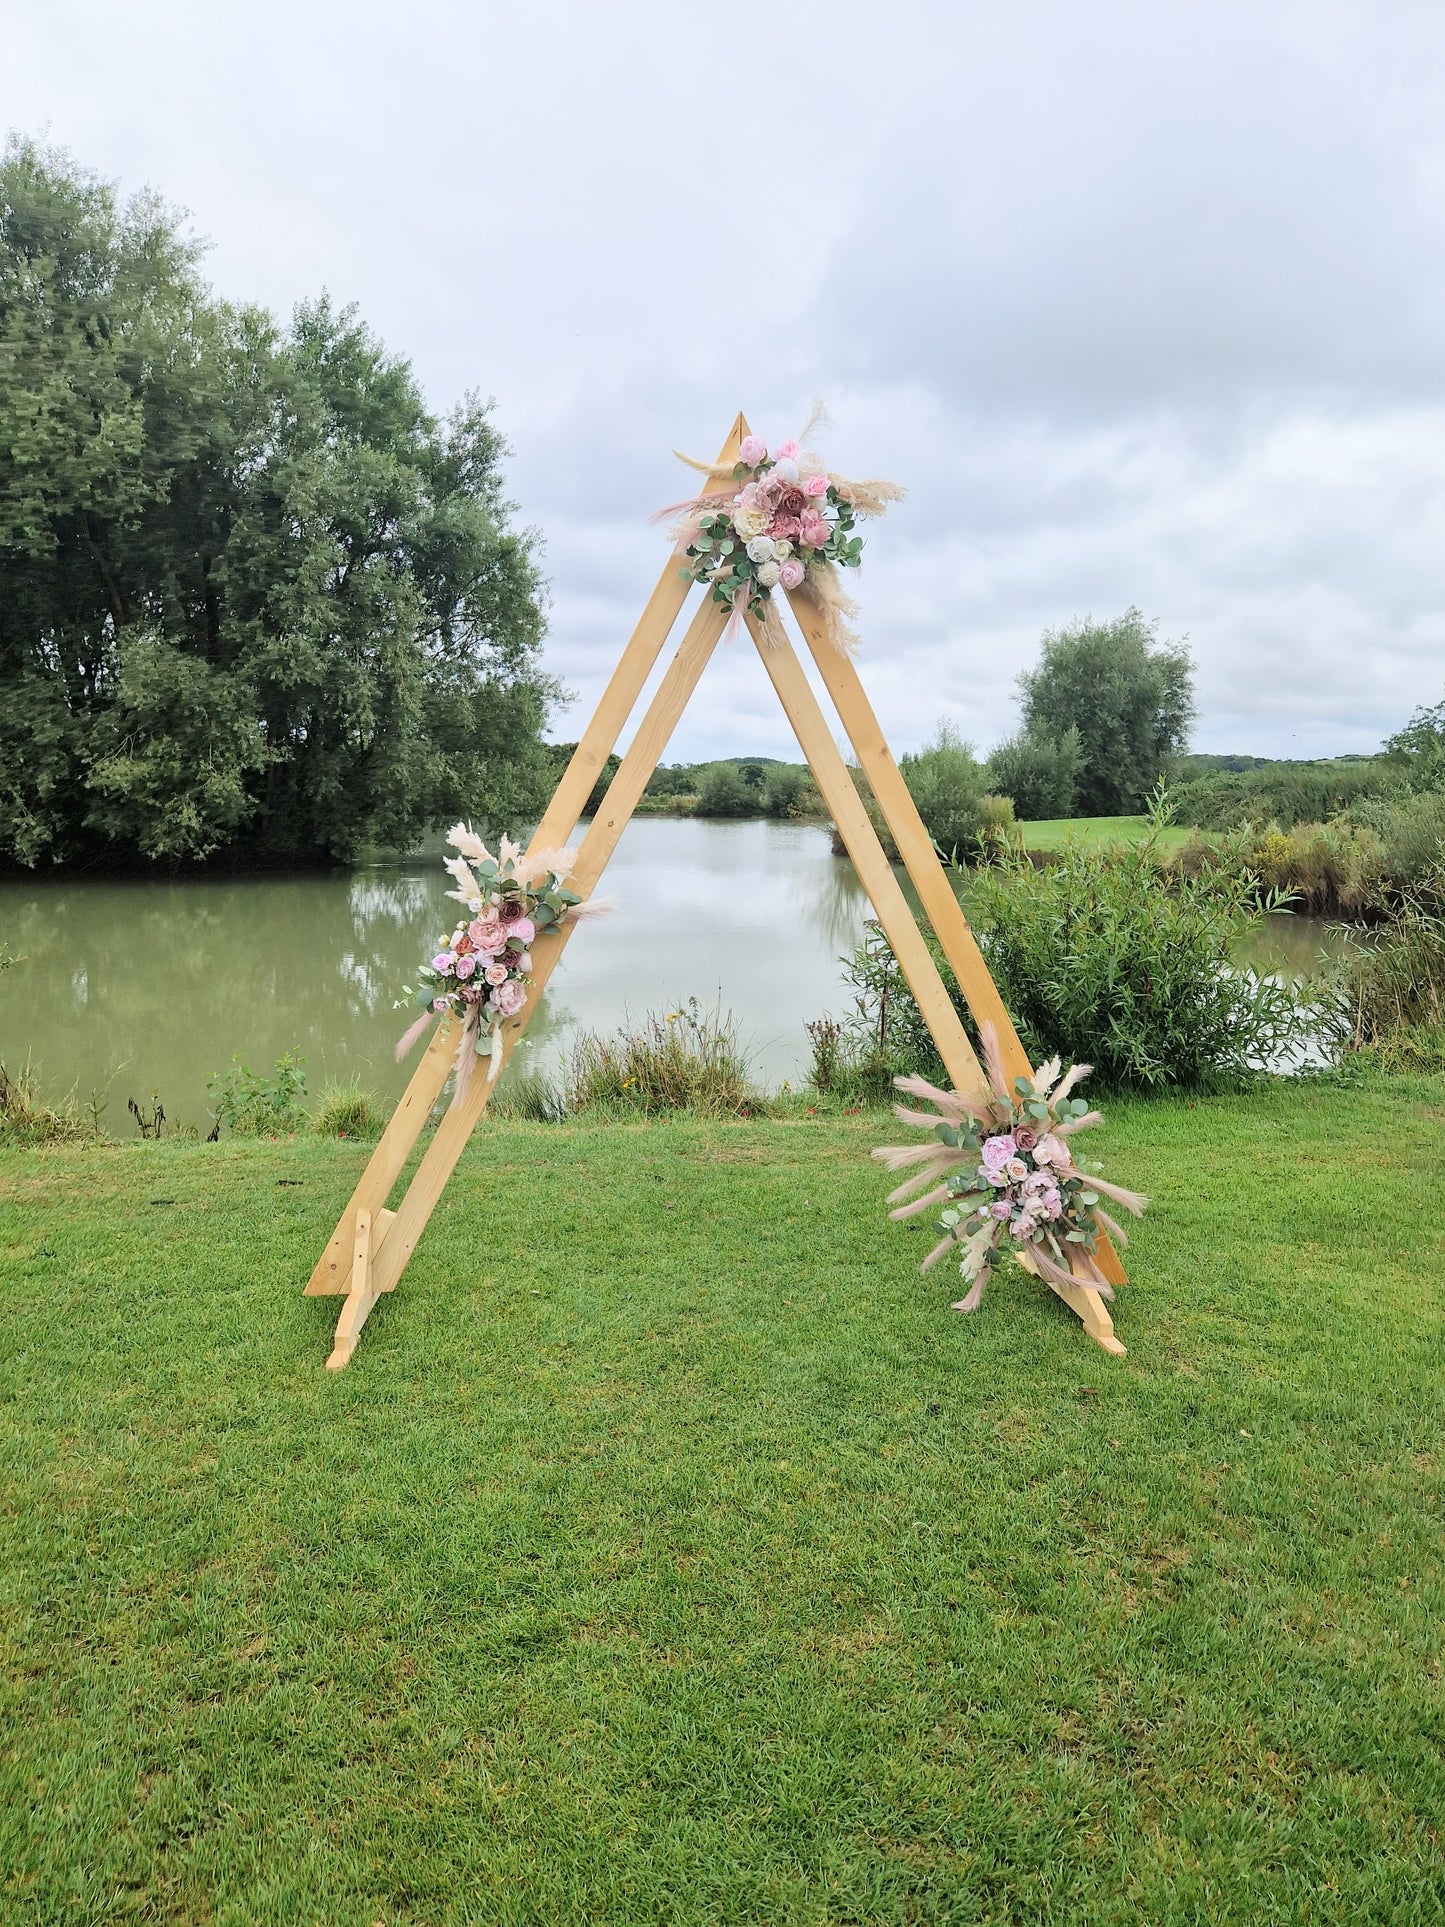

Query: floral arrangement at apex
[873,1025,1148,1315]
[394,826,600,1104]
[660,409,903,653]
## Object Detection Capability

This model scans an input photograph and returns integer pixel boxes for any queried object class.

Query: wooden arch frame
[304,415,1129,1368]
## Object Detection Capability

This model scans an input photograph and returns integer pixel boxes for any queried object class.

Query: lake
[0,819,1341,1133]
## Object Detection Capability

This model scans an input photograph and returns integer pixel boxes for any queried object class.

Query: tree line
[0,138,560,871]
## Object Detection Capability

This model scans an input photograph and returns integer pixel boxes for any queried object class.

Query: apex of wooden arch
[304,414,1129,1368]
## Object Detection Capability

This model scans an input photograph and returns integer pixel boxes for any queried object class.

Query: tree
[1385,692,1445,792]
[695,763,754,817]
[0,137,559,868]
[1015,609,1193,817]
[986,725,1085,821]
[898,723,988,856]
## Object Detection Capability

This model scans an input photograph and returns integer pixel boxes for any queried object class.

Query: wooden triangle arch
[305,413,1130,1368]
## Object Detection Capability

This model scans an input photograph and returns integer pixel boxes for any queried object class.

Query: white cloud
[7,0,1443,760]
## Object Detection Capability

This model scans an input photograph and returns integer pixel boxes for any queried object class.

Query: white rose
[771,457,800,485]
[756,560,782,588]
[772,538,793,560]
[746,534,776,563]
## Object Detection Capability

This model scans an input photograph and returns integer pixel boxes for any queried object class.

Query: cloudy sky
[8,0,1443,761]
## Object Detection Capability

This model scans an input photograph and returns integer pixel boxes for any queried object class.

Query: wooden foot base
[1018,1250,1126,1356]
[325,1207,396,1371]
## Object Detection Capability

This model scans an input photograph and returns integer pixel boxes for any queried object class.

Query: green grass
[2,1079,1443,1923]
[1020,814,1196,855]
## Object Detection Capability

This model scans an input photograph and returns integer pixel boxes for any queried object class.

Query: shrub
[762,765,813,818]
[1320,865,1445,1068]
[489,1070,566,1122]
[695,764,755,818]
[986,725,1085,820]
[1169,759,1400,831]
[898,723,987,857]
[208,1050,309,1136]
[563,999,764,1118]
[966,834,1307,1087]
[828,816,1306,1093]
[312,1078,387,1138]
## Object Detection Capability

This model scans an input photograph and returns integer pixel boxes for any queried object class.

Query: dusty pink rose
[431,952,454,975]
[505,915,536,944]
[778,558,805,591]
[767,513,802,542]
[484,962,509,987]
[990,1199,1012,1220]
[1033,1133,1070,1167]
[467,918,493,945]
[453,953,477,980]
[1011,1213,1037,1242]
[459,985,482,1005]
[1013,1124,1038,1152]
[739,435,766,466]
[491,978,527,1017]
[1041,1188,1063,1219]
[982,1133,1016,1169]
[473,922,506,954]
[800,515,830,548]
[804,472,828,497]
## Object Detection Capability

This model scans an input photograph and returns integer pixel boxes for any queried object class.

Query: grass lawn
[1019,815,1197,856]
[2,1078,1443,1924]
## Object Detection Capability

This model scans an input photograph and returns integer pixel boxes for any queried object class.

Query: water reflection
[0,822,1343,1134]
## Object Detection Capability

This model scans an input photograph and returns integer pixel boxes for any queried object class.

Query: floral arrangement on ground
[873,1024,1148,1313]
[660,410,903,652]
[394,826,593,1102]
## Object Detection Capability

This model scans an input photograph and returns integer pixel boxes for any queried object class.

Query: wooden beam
[357,593,731,1317]
[743,613,986,1098]
[786,592,1127,1321]
[304,416,749,1300]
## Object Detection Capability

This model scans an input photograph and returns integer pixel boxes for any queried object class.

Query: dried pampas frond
[828,474,906,517]
[394,1011,433,1063]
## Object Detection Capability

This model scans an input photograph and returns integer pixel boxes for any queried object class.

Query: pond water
[0,819,1342,1133]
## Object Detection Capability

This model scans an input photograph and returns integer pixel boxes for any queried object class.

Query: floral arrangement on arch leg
[657,407,904,654]
[394,825,602,1105]
[872,1024,1148,1315]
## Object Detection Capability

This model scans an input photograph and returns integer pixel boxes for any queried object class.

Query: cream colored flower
[756,560,782,588]
[732,503,768,539]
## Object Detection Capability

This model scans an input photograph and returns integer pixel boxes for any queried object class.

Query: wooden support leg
[743,615,987,1098]
[304,415,751,1314]
[785,593,1128,1353]
[317,596,731,1365]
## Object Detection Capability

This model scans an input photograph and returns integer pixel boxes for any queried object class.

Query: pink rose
[800,516,830,548]
[1006,1157,1029,1183]
[431,952,455,975]
[778,558,805,591]
[484,962,509,987]
[982,1133,1016,1169]
[804,472,828,497]
[739,435,766,466]
[459,985,482,1005]
[1011,1214,1037,1242]
[1013,1124,1038,1152]
[505,916,536,944]
[770,438,800,460]
[431,996,450,1012]
[491,979,526,1017]
[467,918,493,946]
[453,953,477,980]
[990,1199,1011,1220]
[767,513,802,541]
